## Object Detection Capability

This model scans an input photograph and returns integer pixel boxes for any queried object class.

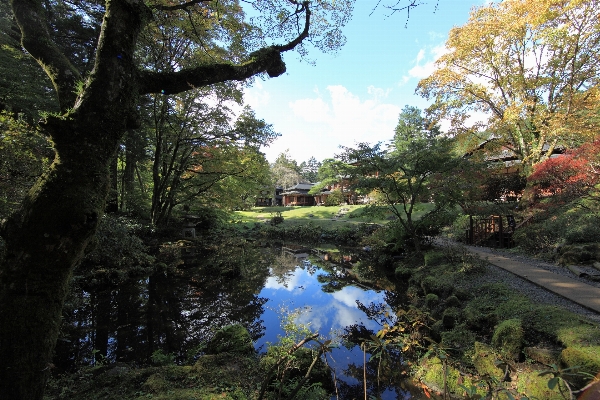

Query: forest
[1,0,600,399]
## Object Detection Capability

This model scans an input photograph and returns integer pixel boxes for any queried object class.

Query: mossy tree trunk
[0,0,309,398]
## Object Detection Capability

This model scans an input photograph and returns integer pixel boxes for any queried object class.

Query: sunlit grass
[234,203,436,229]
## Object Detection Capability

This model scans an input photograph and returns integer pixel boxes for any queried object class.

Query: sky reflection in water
[254,252,418,399]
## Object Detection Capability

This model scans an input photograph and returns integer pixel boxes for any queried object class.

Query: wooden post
[469,215,474,244]
[499,216,504,248]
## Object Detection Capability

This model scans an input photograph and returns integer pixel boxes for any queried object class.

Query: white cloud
[403,44,450,82]
[287,85,401,160]
[243,81,271,110]
[291,98,331,123]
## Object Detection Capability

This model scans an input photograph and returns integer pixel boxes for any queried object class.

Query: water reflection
[55,241,427,399]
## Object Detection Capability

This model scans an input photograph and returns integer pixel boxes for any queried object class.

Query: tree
[0,1,58,119]
[271,150,302,188]
[527,138,600,202]
[0,113,52,218]
[340,106,465,253]
[308,158,347,195]
[193,145,273,211]
[147,89,277,225]
[0,0,353,397]
[299,156,321,183]
[417,0,600,171]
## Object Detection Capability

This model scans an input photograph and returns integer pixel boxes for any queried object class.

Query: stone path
[465,245,600,314]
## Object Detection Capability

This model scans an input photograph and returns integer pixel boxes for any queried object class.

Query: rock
[523,347,560,365]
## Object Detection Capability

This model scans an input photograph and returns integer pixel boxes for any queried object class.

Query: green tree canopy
[340,106,465,253]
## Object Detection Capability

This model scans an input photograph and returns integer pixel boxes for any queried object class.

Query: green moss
[516,369,565,400]
[560,346,600,386]
[492,319,524,360]
[524,347,561,366]
[418,356,484,397]
[45,353,262,400]
[472,342,504,380]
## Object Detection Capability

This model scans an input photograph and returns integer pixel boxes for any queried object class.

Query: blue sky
[244,0,483,164]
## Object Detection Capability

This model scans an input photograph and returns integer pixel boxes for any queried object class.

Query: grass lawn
[233,203,435,229]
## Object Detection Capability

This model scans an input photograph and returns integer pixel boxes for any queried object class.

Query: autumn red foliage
[527,139,600,200]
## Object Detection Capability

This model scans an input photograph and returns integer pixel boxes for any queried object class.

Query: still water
[56,241,428,399]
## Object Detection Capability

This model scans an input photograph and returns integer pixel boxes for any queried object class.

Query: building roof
[284,183,315,191]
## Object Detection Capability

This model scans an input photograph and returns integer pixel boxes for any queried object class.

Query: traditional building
[280,183,316,206]
[255,186,283,207]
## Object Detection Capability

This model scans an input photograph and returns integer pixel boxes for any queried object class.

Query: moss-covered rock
[417,356,483,398]
[472,342,504,380]
[524,347,561,366]
[515,369,566,400]
[560,346,600,388]
[492,319,524,360]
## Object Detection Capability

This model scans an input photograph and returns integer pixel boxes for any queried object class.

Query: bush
[324,189,345,206]
[150,349,175,366]
[564,221,600,244]
[425,293,439,309]
[448,214,471,242]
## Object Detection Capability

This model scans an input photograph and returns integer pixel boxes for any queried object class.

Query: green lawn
[233,203,435,228]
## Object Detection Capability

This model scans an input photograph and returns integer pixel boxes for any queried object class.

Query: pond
[55,240,430,399]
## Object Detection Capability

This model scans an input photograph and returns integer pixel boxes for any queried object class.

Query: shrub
[448,214,471,242]
[425,293,439,309]
[564,222,600,244]
[150,350,175,366]
[324,189,345,206]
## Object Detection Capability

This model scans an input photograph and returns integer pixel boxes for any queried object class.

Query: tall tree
[299,156,321,183]
[417,0,600,171]
[0,0,353,398]
[341,106,465,253]
[271,150,302,188]
[308,158,347,194]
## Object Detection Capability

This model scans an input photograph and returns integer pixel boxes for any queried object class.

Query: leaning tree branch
[138,1,311,95]
[10,0,81,112]
[273,1,310,53]
[149,0,211,12]
[139,46,287,95]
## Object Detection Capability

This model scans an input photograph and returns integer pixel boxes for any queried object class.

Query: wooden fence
[465,215,516,248]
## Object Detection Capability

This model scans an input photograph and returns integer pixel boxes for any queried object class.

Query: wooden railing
[465,215,520,248]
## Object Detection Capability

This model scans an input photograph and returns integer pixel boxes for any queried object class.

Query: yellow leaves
[418,0,600,167]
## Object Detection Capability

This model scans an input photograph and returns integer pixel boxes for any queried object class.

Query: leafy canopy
[418,0,600,170]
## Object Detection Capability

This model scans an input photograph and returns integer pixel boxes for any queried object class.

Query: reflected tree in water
[55,226,269,369]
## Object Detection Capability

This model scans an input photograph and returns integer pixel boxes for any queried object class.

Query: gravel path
[438,240,600,323]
